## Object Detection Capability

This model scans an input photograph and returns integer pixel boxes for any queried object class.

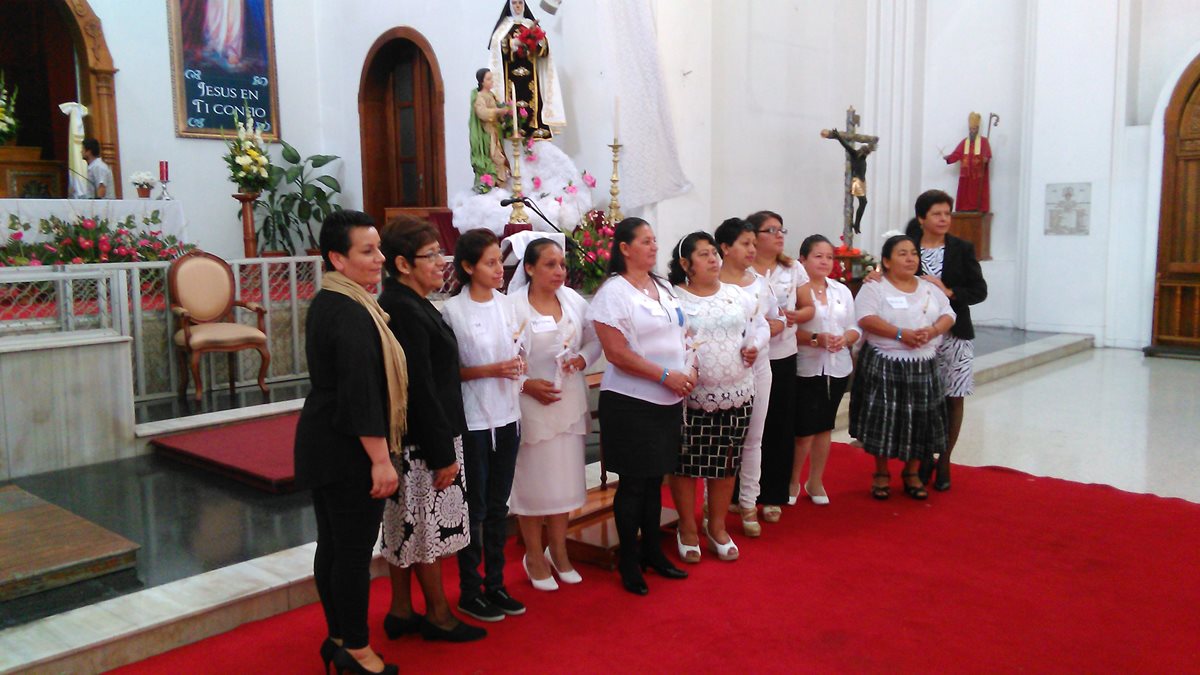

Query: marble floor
[834,347,1200,503]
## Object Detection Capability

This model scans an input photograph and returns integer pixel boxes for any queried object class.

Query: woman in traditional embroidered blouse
[508,238,601,590]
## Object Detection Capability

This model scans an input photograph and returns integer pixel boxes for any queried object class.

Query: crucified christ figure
[821,124,878,239]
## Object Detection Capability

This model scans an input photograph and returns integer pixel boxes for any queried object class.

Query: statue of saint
[821,127,877,235]
[469,68,511,191]
[943,112,992,212]
[488,0,565,140]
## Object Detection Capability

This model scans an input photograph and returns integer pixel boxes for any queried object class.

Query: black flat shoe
[382,612,423,640]
[641,558,688,580]
[332,648,398,675]
[618,563,649,595]
[420,618,487,642]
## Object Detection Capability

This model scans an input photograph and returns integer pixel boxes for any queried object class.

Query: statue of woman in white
[488,0,566,140]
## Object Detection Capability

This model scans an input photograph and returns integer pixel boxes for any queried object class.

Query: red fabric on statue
[945,135,991,212]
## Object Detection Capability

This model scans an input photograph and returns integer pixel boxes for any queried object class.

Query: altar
[0,199,190,242]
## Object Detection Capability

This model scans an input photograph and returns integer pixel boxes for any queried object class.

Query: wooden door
[359,29,446,225]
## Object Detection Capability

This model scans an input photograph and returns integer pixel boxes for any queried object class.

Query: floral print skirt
[381,436,469,567]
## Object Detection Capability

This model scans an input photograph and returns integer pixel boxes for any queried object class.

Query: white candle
[614,95,620,142]
[510,82,518,138]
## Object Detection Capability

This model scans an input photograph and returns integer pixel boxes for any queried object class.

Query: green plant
[2,213,193,266]
[255,141,341,254]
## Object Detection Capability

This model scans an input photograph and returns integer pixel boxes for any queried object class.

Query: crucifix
[821,106,878,250]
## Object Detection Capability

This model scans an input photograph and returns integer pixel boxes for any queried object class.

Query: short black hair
[82,138,101,157]
[915,189,954,219]
[799,234,833,258]
[452,228,500,293]
[713,217,755,256]
[381,215,440,277]
[319,210,375,272]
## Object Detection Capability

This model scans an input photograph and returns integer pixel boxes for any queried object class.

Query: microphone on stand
[499,196,524,206]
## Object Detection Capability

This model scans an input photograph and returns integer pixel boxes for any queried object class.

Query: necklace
[626,274,654,296]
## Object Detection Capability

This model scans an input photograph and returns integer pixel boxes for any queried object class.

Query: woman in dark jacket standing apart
[295,210,403,675]
[905,189,988,490]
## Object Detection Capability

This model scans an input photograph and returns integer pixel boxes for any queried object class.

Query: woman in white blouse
[589,217,694,596]
[668,232,765,563]
[849,234,956,501]
[441,228,527,622]
[714,217,780,537]
[748,210,811,523]
[508,238,601,590]
[792,235,859,505]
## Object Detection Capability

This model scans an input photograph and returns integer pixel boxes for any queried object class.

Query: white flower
[257,167,267,177]
[236,154,252,167]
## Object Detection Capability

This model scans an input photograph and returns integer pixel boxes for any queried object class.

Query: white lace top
[676,283,760,412]
[795,278,856,378]
[588,275,687,406]
[441,289,522,431]
[763,261,809,360]
[855,277,956,361]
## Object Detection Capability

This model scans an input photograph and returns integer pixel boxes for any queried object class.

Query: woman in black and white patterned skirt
[668,232,766,564]
[850,234,957,500]
[904,190,988,491]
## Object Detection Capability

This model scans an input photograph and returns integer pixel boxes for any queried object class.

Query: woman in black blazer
[905,189,988,491]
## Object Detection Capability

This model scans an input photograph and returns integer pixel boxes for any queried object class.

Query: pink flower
[519,107,529,118]
[116,228,130,236]
[70,257,83,265]
[527,153,538,163]
[115,247,128,256]
[582,171,597,188]
[10,231,22,241]
[554,196,563,204]
[137,239,151,247]
[565,184,578,195]
[98,241,111,253]
[61,237,73,246]
[532,176,542,190]
[164,248,177,257]
[44,244,58,252]
[79,239,93,250]
[28,259,43,266]
[150,230,162,237]
[152,242,164,251]
[481,174,495,187]
[585,251,596,262]
[526,140,535,151]
[582,232,593,246]
[599,248,610,260]
[99,254,109,262]
[81,218,97,231]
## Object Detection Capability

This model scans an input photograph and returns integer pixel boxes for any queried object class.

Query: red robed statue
[943,111,993,213]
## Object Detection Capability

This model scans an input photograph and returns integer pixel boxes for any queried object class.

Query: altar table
[0,199,190,242]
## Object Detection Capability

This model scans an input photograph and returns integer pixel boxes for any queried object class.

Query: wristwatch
[810,332,820,347]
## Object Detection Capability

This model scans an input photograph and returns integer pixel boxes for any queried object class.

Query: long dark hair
[746,210,793,265]
[475,68,490,92]
[452,228,500,294]
[489,0,535,46]
[522,237,562,275]
[604,217,669,292]
[798,234,832,259]
[667,232,716,285]
[713,217,756,257]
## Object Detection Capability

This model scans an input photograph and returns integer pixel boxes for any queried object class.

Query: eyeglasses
[412,250,445,263]
[758,227,788,235]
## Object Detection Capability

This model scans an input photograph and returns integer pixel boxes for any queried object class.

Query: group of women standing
[295,188,986,674]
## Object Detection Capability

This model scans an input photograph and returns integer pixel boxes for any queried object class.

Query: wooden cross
[835,106,878,249]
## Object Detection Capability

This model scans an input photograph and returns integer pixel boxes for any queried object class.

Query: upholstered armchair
[168,250,270,401]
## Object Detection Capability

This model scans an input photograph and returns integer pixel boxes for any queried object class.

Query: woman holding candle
[792,235,858,505]
[589,217,692,595]
[850,234,956,500]
[508,238,601,589]
[714,217,780,537]
[441,228,527,622]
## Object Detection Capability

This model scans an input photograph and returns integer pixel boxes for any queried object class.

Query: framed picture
[166,0,282,140]
[1044,182,1091,236]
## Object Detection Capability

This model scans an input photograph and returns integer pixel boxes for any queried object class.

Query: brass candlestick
[607,139,624,224]
[507,135,530,224]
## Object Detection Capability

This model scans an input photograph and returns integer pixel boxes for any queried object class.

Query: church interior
[1,0,1199,672]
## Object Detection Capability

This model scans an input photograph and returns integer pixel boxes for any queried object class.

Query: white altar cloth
[0,199,190,242]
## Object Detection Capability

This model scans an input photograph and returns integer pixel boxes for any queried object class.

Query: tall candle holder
[158,180,173,201]
[507,135,530,224]
[607,139,624,224]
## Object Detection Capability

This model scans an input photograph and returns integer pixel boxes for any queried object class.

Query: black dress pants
[613,474,668,568]
[312,473,385,649]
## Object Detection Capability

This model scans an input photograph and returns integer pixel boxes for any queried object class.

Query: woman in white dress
[714,217,781,537]
[668,232,765,563]
[508,238,601,590]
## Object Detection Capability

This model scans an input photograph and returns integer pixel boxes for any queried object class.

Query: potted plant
[130,171,157,199]
[255,140,341,256]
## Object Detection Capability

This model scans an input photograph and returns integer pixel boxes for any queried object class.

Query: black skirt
[795,374,850,436]
[598,390,682,478]
[677,402,752,479]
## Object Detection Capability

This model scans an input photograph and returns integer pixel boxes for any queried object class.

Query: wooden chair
[168,250,270,401]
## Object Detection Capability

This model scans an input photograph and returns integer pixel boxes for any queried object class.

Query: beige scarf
[321,271,408,454]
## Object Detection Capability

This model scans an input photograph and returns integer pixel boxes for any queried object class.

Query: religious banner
[166,0,281,140]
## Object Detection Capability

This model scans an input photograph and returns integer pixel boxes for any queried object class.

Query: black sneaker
[421,618,487,643]
[457,595,505,622]
[485,588,526,616]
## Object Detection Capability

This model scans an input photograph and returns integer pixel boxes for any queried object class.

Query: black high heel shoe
[382,612,424,640]
[933,458,952,491]
[332,647,398,675]
[641,557,688,580]
[618,561,649,595]
[320,638,339,675]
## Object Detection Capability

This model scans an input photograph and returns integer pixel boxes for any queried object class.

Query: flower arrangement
[513,24,547,59]
[830,234,879,283]
[223,108,271,193]
[2,214,193,267]
[567,209,613,294]
[129,171,157,189]
[0,71,18,145]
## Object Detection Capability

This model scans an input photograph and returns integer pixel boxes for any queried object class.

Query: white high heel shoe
[787,484,800,506]
[676,531,702,564]
[804,482,831,506]
[523,554,559,591]
[704,528,739,561]
[544,547,582,584]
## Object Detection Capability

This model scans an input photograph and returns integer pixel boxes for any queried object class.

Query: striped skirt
[849,343,947,461]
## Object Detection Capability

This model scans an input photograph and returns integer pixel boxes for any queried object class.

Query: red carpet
[151,414,298,492]
[114,443,1200,673]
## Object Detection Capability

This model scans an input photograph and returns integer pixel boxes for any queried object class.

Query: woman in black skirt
[850,235,956,500]
[588,217,693,595]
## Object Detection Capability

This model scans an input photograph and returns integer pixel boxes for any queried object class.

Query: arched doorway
[1149,52,1200,355]
[358,28,446,224]
[0,0,121,196]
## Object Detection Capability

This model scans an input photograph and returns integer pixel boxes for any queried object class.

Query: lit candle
[159,160,169,182]
[614,96,620,142]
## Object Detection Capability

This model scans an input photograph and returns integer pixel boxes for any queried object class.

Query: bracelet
[659,368,669,384]
[896,328,903,342]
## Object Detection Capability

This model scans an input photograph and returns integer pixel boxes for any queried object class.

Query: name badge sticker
[530,316,557,333]
[886,296,910,310]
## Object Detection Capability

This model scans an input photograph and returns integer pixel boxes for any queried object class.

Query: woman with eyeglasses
[748,210,812,520]
[376,216,484,644]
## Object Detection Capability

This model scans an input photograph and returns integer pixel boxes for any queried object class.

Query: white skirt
[509,431,587,516]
